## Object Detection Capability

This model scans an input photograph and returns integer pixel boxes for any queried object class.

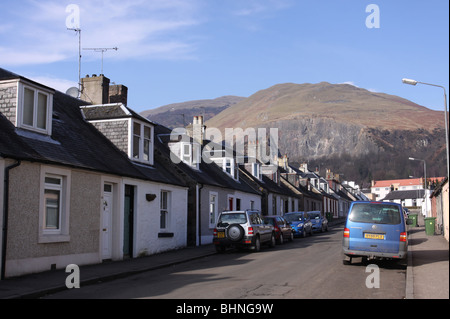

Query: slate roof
[81,103,155,124]
[0,68,185,187]
[381,189,425,201]
[154,124,261,196]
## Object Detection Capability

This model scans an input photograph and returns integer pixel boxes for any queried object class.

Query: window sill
[38,234,70,244]
[158,232,174,238]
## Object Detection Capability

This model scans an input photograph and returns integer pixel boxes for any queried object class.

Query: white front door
[102,184,113,259]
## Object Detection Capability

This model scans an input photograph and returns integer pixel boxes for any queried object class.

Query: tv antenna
[67,28,82,97]
[83,47,118,75]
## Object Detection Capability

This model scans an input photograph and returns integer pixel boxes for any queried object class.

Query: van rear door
[347,203,403,254]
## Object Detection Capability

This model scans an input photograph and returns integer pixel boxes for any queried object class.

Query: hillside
[205,82,447,186]
[206,82,443,131]
[141,96,244,128]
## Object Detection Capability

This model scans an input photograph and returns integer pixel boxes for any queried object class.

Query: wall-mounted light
[146,194,157,202]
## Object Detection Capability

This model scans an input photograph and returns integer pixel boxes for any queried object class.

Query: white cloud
[340,81,359,87]
[0,0,203,66]
[25,75,78,93]
[232,0,293,16]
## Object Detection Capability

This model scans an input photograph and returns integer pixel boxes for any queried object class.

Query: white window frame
[252,162,261,180]
[160,190,171,230]
[181,142,192,165]
[39,166,71,243]
[209,192,218,228]
[16,81,53,135]
[131,120,154,165]
[222,157,238,180]
[180,142,201,170]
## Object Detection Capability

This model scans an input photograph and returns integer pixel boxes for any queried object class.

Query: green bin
[424,217,436,236]
[408,214,418,227]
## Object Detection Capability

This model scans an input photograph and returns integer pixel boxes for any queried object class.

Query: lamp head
[402,78,418,86]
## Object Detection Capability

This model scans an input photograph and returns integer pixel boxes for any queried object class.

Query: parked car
[213,210,276,252]
[264,215,294,244]
[307,211,329,232]
[284,212,313,238]
[342,201,412,265]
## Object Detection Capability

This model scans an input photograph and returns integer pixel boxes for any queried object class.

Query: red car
[263,215,294,244]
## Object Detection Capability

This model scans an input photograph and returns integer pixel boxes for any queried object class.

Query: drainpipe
[197,183,204,246]
[1,160,21,280]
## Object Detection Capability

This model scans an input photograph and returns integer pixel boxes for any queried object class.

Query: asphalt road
[43,225,406,299]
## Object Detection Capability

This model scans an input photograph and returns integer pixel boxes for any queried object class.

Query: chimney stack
[109,84,128,106]
[81,74,110,105]
[193,116,205,145]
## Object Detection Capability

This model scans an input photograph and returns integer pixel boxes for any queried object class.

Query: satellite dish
[66,87,80,98]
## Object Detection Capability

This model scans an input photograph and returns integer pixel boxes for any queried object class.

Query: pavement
[0,217,447,299]
[405,213,449,299]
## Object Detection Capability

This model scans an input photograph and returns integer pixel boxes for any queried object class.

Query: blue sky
[1,0,448,113]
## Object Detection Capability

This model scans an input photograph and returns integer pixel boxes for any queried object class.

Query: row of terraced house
[0,68,364,279]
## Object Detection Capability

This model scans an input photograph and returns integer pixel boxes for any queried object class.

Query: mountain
[206,82,443,131]
[205,82,447,186]
[140,96,245,128]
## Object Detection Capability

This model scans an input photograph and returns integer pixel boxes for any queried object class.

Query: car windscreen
[349,203,402,225]
[308,212,321,219]
[217,213,247,226]
[285,213,305,222]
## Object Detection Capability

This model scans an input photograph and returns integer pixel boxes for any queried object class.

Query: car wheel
[278,233,284,244]
[288,231,294,242]
[269,233,276,248]
[227,224,244,242]
[253,236,261,252]
[302,230,306,238]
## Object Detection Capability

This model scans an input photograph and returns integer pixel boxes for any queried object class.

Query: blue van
[342,201,412,265]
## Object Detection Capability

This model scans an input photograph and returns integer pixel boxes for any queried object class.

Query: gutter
[1,160,21,280]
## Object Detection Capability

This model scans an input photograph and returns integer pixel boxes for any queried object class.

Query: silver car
[213,210,276,252]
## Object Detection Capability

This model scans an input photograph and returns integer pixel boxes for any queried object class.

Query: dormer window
[180,142,200,170]
[17,81,53,135]
[223,157,239,180]
[131,120,153,164]
[252,162,262,180]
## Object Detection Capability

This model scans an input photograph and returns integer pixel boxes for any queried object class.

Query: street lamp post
[409,157,428,217]
[402,78,449,181]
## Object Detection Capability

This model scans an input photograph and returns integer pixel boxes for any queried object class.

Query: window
[133,122,141,159]
[252,163,261,180]
[209,192,218,228]
[44,176,62,230]
[18,83,53,135]
[182,143,192,164]
[160,191,170,230]
[222,158,238,180]
[144,126,151,161]
[131,121,153,164]
[39,167,71,243]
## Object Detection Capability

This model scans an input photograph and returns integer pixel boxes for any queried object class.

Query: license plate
[217,231,225,239]
[364,233,385,240]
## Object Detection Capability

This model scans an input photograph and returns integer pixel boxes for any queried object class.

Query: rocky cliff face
[269,116,379,159]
